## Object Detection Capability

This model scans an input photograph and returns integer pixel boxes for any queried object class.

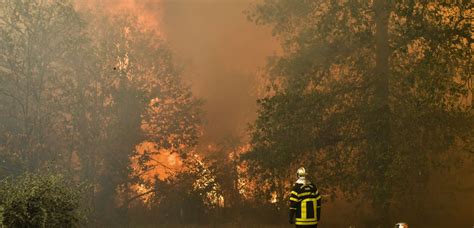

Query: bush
[0,173,86,227]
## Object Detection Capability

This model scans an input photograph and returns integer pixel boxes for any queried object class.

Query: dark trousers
[296,225,317,228]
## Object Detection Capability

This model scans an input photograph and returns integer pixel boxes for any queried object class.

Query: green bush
[0,205,4,227]
[0,173,85,227]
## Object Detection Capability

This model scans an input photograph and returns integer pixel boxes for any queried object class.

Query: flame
[129,141,183,203]
[131,141,182,183]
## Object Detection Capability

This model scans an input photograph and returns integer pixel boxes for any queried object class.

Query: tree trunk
[372,0,391,225]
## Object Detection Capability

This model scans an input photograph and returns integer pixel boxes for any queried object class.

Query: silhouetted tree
[246,1,472,226]
[0,0,86,176]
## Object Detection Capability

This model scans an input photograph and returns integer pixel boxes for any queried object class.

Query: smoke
[75,0,163,34]
[76,0,280,146]
[159,0,280,144]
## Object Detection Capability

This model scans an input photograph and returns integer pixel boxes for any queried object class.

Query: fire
[129,141,183,203]
[131,141,182,183]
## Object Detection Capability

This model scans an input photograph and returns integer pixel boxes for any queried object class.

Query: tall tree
[73,10,203,225]
[366,0,391,221]
[246,0,473,225]
[0,0,86,175]
[1,2,204,225]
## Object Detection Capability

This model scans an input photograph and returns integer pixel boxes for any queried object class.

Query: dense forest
[0,0,472,227]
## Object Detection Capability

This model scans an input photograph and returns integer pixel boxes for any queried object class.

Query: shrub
[0,173,86,227]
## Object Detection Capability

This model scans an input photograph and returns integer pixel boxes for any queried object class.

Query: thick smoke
[76,0,162,32]
[76,0,280,146]
[160,0,279,144]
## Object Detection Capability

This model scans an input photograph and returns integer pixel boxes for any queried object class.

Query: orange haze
[75,0,163,34]
[76,0,280,146]
[75,0,280,185]
[160,0,280,144]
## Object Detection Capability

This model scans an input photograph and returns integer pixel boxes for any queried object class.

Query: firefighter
[289,167,321,228]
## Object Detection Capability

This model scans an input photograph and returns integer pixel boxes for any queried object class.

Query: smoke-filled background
[79,0,280,144]
[0,0,472,227]
[161,0,279,144]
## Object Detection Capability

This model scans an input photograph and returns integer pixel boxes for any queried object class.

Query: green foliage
[0,173,86,227]
[246,0,473,225]
[0,0,86,175]
[1,1,203,225]
[0,205,4,227]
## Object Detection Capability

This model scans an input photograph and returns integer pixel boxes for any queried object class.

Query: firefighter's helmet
[395,223,408,228]
[297,167,306,178]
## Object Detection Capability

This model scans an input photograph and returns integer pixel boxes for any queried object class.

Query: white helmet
[395,223,408,228]
[297,167,306,178]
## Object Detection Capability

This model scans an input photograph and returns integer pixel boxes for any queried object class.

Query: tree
[1,1,204,225]
[0,173,86,227]
[70,10,203,225]
[140,153,221,226]
[246,0,472,225]
[0,0,87,176]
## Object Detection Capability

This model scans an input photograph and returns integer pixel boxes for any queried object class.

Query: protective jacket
[289,178,321,226]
